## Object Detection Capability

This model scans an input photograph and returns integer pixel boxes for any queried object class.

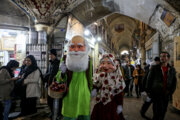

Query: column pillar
[140,46,146,64]
[29,30,38,44]
[152,32,159,58]
[38,31,47,44]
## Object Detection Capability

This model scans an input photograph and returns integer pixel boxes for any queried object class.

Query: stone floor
[11,96,180,120]
[123,96,180,120]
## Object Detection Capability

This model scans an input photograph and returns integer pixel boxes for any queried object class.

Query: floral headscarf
[93,53,126,105]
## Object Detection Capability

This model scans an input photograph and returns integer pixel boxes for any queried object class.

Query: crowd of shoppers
[0,47,177,120]
[121,51,176,120]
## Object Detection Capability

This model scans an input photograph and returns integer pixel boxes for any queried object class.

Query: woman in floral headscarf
[91,53,126,120]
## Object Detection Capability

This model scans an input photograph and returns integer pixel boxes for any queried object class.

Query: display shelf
[26,43,63,74]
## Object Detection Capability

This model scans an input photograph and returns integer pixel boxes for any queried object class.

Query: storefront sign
[161,10,176,27]
[1,36,16,51]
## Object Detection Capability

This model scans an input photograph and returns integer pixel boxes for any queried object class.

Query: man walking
[146,52,177,120]
[140,57,160,119]
[44,49,60,118]
[123,61,134,96]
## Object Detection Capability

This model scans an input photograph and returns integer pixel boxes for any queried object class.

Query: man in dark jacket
[140,57,160,119]
[44,49,60,118]
[146,52,177,120]
[123,61,134,96]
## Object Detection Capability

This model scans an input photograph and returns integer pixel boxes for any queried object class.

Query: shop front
[0,29,28,66]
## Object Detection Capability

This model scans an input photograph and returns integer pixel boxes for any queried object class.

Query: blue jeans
[3,100,11,120]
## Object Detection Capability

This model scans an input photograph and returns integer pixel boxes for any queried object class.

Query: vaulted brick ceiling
[105,13,137,52]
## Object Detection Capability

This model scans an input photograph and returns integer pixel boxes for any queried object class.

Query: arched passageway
[0,0,180,120]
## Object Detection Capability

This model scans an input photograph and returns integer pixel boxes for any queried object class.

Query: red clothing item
[91,92,125,120]
[162,66,168,91]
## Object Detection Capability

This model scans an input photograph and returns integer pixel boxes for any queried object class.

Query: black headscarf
[22,55,43,81]
[0,60,19,78]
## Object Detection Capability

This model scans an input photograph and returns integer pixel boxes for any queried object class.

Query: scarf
[93,53,126,105]
[21,55,43,81]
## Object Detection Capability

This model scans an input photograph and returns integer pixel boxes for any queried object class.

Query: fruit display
[50,82,66,92]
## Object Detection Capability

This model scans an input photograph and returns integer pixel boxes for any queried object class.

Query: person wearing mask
[140,57,160,119]
[20,55,43,116]
[146,52,176,120]
[44,49,60,118]
[123,61,134,96]
[91,53,125,120]
[133,65,144,98]
[0,60,19,120]
[58,36,93,120]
